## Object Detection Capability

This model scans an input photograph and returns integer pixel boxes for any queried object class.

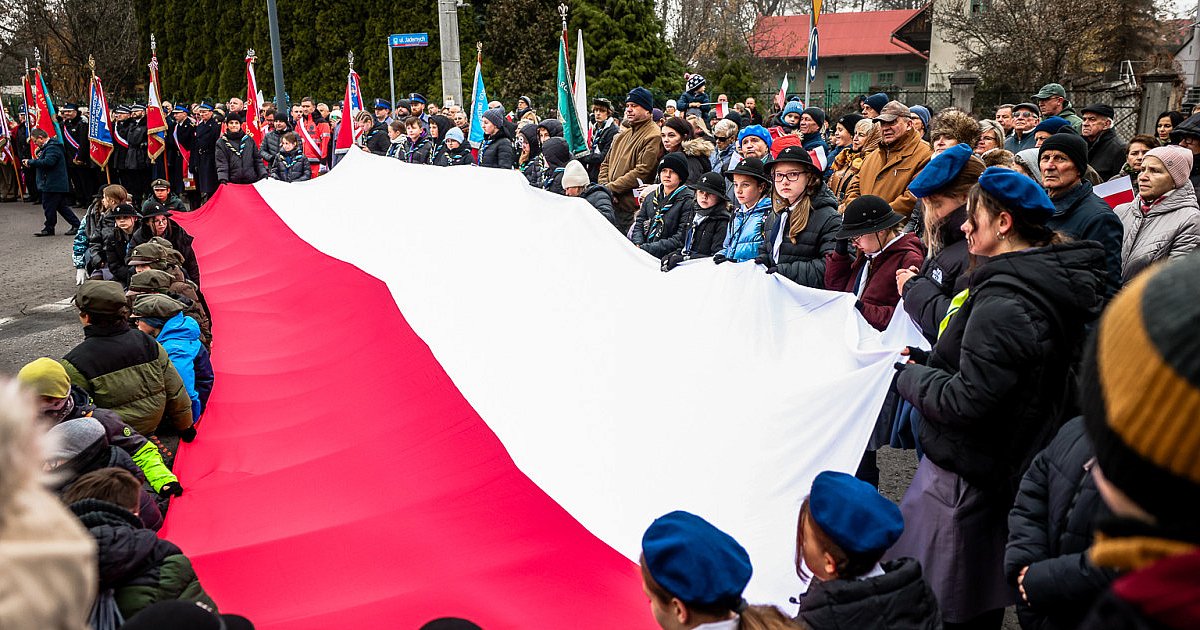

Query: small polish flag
[714,101,729,119]
[1093,177,1134,209]
[808,145,827,171]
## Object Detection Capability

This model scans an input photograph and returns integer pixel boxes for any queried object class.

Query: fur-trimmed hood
[682,137,714,159]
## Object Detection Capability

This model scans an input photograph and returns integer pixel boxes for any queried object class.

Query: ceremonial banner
[166,151,923,629]
[573,29,590,149]
[244,54,264,146]
[0,99,16,165]
[88,74,115,168]
[557,35,588,157]
[333,69,363,156]
[147,56,168,160]
[27,68,61,142]
[468,53,488,149]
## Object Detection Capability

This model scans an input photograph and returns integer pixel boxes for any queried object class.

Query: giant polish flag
[166,150,924,629]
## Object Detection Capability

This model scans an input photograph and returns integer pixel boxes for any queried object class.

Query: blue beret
[908,143,974,198]
[373,98,391,109]
[737,125,773,149]
[976,167,1055,225]
[1032,116,1071,135]
[810,471,904,556]
[642,511,752,607]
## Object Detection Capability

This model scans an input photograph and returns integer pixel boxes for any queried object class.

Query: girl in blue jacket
[714,156,772,263]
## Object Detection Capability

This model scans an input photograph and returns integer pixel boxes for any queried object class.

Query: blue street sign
[807,28,819,82]
[390,33,430,48]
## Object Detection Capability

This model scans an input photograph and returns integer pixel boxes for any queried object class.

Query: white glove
[75,268,88,285]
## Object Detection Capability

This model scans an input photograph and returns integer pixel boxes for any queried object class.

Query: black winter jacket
[580,184,618,226]
[759,187,842,288]
[631,185,697,257]
[55,440,162,531]
[101,223,136,286]
[131,220,201,288]
[1047,181,1124,299]
[896,242,1105,501]
[215,132,267,185]
[1006,417,1115,630]
[270,149,312,183]
[902,204,971,344]
[681,202,732,257]
[361,123,390,155]
[480,132,514,169]
[433,144,473,166]
[797,558,942,630]
[122,119,150,170]
[1087,128,1126,182]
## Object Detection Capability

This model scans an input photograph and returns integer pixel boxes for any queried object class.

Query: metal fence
[975,87,1143,139]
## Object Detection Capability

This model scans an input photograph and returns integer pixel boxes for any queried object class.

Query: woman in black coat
[898,145,986,344]
[1005,417,1115,630]
[756,146,841,288]
[479,108,514,170]
[888,168,1106,630]
[631,152,696,258]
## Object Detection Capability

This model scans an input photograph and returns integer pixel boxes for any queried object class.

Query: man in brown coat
[844,101,932,217]
[599,87,664,232]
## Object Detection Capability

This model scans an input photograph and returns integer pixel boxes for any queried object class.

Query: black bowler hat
[836,195,905,239]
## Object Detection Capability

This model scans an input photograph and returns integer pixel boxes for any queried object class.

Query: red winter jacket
[825,232,925,330]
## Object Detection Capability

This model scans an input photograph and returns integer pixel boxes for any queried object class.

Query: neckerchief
[645,186,685,241]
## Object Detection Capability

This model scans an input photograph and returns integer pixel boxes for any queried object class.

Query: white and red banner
[244,54,264,146]
[1094,175,1134,208]
[333,69,363,156]
[147,56,168,160]
[167,151,922,629]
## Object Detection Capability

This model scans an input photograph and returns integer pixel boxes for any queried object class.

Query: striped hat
[1083,253,1200,526]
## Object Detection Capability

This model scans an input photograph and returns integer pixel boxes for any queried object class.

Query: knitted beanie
[562,160,589,188]
[1142,145,1194,189]
[1082,252,1200,527]
[1040,133,1089,178]
[17,357,71,399]
[46,418,106,462]
[802,107,826,128]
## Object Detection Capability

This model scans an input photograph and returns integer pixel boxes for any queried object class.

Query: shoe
[33,229,54,237]
[66,226,79,236]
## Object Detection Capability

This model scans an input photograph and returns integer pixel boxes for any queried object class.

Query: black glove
[904,346,930,365]
[894,362,910,372]
[765,264,778,274]
[713,253,729,264]
[661,252,685,272]
[178,426,197,443]
[835,239,849,256]
[158,482,184,498]
[754,253,772,267]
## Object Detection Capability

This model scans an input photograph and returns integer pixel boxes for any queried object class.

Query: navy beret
[810,471,904,556]
[976,167,1055,225]
[908,143,974,198]
[642,511,752,607]
[1032,116,1071,135]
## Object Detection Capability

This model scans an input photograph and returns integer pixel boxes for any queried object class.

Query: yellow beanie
[17,358,71,399]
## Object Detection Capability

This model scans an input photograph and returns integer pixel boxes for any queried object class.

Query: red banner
[147,57,168,160]
[245,55,263,146]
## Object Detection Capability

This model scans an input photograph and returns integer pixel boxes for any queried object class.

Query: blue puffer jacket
[720,197,771,262]
[155,313,206,420]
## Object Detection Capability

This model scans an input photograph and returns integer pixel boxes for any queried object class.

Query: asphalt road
[0,199,87,375]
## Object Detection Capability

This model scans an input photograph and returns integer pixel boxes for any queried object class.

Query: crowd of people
[3,73,1200,630]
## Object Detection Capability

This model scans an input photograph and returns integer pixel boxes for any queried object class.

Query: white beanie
[562,160,590,188]
[666,99,678,109]
[445,126,465,144]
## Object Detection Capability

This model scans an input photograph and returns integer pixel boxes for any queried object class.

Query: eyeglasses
[773,171,806,182]
[714,135,730,141]
[1013,112,1038,118]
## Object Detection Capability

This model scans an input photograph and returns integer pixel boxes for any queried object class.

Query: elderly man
[843,101,932,217]
[995,104,1015,137]
[1080,103,1125,181]
[1033,83,1083,133]
[1004,102,1040,153]
[1040,133,1124,298]
[598,87,664,232]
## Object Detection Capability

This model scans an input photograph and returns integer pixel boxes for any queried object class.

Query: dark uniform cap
[127,242,169,266]
[145,237,185,265]
[689,171,729,202]
[151,178,170,190]
[198,100,215,111]
[908,143,975,198]
[723,156,771,184]
[131,294,186,319]
[836,195,906,239]
[127,270,175,294]
[1081,103,1115,119]
[171,103,190,114]
[409,93,427,104]
[74,280,128,315]
[768,145,821,178]
[373,98,392,110]
[108,203,140,219]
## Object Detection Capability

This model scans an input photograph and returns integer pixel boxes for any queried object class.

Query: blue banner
[469,60,488,149]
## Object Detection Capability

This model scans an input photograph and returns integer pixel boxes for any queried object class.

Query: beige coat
[599,117,664,227]
[844,128,932,217]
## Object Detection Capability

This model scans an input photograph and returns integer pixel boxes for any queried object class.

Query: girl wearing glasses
[754,146,841,288]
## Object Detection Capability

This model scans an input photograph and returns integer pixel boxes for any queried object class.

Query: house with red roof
[751,7,935,110]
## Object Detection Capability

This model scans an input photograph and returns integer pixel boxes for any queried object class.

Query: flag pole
[151,33,169,177]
